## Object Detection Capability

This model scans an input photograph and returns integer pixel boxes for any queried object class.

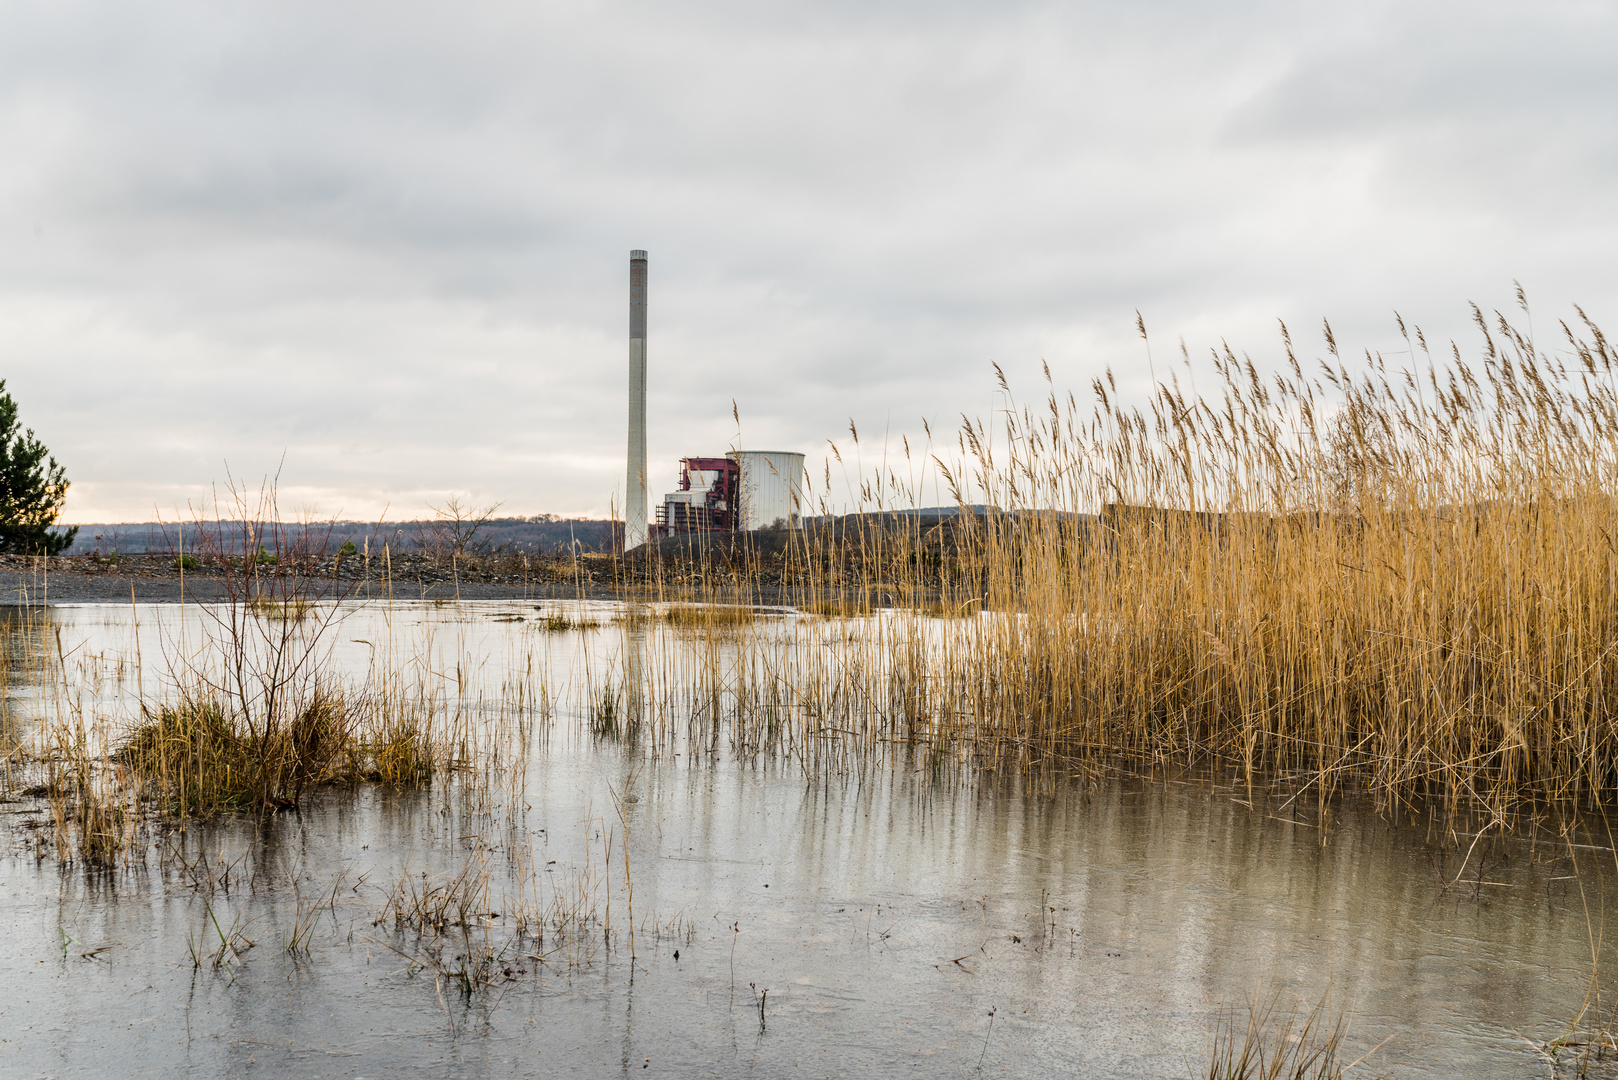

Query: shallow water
[0,602,1608,1078]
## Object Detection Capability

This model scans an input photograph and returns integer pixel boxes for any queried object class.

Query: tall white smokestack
[625,249,649,551]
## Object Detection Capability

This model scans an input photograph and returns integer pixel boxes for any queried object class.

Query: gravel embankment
[0,552,619,605]
[0,547,821,605]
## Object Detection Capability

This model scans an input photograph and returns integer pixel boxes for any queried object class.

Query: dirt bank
[0,552,618,605]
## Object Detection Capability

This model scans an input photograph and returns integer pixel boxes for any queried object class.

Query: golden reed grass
[1201,994,1354,1080]
[617,301,1618,816]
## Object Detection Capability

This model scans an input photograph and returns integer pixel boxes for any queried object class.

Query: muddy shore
[0,570,622,604]
[0,550,802,605]
[0,552,621,605]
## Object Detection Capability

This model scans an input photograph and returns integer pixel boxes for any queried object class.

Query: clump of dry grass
[379,857,490,935]
[1199,996,1355,1080]
[117,686,441,817]
[364,709,439,785]
[1,480,511,863]
[49,719,136,866]
[915,302,1618,814]
[247,597,312,622]
[535,610,598,632]
[596,300,1618,816]
[662,603,756,628]
[118,698,258,815]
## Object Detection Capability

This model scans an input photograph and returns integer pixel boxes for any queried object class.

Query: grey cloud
[0,0,1612,519]
[1228,2,1618,219]
[1238,6,1618,135]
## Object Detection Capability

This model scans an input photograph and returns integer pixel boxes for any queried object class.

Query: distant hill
[53,506,1049,558]
[55,517,618,557]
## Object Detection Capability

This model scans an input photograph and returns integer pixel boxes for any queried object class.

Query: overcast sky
[2,0,1615,522]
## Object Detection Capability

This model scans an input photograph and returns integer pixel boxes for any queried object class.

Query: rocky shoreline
[0,551,621,604]
[0,548,802,605]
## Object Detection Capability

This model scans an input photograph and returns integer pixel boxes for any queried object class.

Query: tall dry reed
[606,301,1618,815]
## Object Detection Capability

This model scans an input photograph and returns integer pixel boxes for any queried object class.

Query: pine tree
[0,380,76,555]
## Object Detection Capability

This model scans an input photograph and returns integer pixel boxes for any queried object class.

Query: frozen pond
[0,601,1608,1078]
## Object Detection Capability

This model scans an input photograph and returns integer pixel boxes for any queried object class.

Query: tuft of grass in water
[247,596,312,622]
[591,689,625,741]
[662,603,755,628]
[363,709,439,786]
[1199,997,1356,1080]
[188,897,257,974]
[117,688,436,816]
[379,858,489,935]
[118,698,258,815]
[536,611,598,632]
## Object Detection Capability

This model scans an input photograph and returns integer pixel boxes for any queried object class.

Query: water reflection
[0,601,1607,1078]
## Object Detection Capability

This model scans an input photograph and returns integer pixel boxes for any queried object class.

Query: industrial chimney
[625,249,649,551]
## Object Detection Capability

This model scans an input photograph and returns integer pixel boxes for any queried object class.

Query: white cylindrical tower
[625,249,649,551]
[734,450,807,531]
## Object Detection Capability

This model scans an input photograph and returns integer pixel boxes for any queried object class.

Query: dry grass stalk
[116,684,445,816]
[591,304,1618,816]
[1199,996,1355,1080]
[3,478,550,863]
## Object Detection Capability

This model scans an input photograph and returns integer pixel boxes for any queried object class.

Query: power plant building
[621,248,805,547]
[651,450,806,538]
[733,450,806,531]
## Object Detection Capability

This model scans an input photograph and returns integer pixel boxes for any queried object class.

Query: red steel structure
[652,456,741,536]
